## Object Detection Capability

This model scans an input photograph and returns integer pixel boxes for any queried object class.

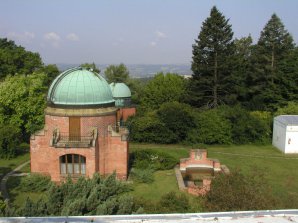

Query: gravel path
[0,160,30,201]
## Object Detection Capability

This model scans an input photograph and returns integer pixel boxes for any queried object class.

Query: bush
[157,192,190,213]
[157,102,195,142]
[186,109,232,145]
[275,101,298,115]
[205,169,277,211]
[131,149,178,171]
[219,106,271,144]
[21,173,139,217]
[129,113,177,143]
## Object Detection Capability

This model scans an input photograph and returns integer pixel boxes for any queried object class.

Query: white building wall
[285,126,298,153]
[272,120,287,153]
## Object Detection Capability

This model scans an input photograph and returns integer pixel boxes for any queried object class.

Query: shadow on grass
[0,167,12,181]
[6,176,22,205]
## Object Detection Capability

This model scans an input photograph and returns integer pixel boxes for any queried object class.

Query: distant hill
[55,63,192,78]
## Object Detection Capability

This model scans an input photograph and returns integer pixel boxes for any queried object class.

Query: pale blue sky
[0,0,297,64]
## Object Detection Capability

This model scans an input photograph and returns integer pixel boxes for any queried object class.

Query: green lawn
[130,143,298,208]
[7,176,44,209]
[0,153,30,180]
[130,169,179,201]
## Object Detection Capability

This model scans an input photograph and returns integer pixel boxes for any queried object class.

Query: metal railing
[51,128,98,148]
[58,133,93,143]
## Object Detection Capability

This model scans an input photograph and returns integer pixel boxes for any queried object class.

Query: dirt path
[0,160,30,201]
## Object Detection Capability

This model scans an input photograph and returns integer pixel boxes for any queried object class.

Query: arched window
[60,154,86,175]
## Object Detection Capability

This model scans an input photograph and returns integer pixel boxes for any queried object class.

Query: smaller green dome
[109,83,131,98]
[47,67,114,107]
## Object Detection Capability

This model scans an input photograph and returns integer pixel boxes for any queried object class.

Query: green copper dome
[109,83,131,98]
[47,67,115,107]
[109,83,132,107]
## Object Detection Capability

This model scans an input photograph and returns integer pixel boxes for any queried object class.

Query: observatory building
[30,67,134,182]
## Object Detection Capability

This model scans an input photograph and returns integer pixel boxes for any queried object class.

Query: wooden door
[69,117,81,141]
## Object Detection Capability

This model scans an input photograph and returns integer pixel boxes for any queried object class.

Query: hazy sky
[0,0,297,65]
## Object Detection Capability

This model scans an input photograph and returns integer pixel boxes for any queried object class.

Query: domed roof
[109,83,131,98]
[47,67,114,107]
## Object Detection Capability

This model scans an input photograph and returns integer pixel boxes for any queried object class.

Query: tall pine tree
[190,6,234,108]
[249,14,295,110]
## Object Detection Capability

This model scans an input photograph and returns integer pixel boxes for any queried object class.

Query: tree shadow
[6,175,22,205]
[0,167,12,181]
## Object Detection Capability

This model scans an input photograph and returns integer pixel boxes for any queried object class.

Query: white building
[273,115,298,153]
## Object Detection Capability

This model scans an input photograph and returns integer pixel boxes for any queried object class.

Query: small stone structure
[177,149,229,196]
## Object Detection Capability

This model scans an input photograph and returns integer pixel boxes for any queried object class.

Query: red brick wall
[117,107,136,122]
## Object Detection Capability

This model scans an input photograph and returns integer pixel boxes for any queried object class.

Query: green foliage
[129,112,177,143]
[248,14,295,110]
[186,109,232,145]
[21,173,138,216]
[157,192,190,213]
[131,149,178,171]
[38,64,60,86]
[140,73,186,110]
[220,106,271,144]
[0,38,43,79]
[0,193,6,216]
[226,36,253,106]
[0,73,47,142]
[135,192,192,214]
[130,149,177,183]
[19,174,51,192]
[0,122,21,158]
[191,6,234,108]
[275,101,298,115]
[130,168,154,183]
[205,169,277,211]
[80,62,100,73]
[104,63,129,83]
[157,102,195,142]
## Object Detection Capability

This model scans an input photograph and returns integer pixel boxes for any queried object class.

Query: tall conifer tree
[249,14,295,110]
[190,6,234,108]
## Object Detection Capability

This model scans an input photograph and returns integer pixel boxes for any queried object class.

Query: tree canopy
[0,38,43,79]
[140,72,186,110]
[104,63,129,83]
[80,62,100,73]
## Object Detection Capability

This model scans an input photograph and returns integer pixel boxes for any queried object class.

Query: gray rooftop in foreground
[275,115,298,125]
[1,210,298,223]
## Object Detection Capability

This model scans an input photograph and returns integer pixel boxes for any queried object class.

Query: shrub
[157,192,190,213]
[219,106,271,144]
[157,102,195,142]
[205,169,277,211]
[186,109,232,145]
[131,149,178,171]
[275,101,298,115]
[129,113,177,143]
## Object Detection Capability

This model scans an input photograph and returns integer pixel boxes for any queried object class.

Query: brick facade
[117,107,136,122]
[30,107,129,182]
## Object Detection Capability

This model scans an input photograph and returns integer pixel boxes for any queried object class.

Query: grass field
[0,153,30,181]
[5,143,298,209]
[130,143,298,208]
